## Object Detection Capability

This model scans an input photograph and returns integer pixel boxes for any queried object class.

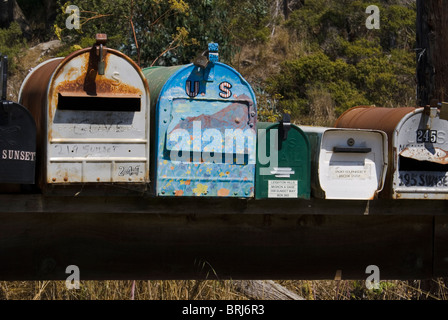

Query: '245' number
[417,130,437,143]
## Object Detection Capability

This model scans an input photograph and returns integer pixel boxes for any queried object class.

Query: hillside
[1,0,417,127]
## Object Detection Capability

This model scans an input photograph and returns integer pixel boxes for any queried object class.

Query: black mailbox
[0,55,36,184]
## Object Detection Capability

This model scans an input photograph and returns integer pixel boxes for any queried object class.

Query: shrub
[0,22,27,72]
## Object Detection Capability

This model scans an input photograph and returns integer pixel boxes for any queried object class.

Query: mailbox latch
[95,34,107,75]
[279,113,291,141]
[0,54,8,124]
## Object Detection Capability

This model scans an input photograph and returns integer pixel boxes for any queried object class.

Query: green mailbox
[255,115,311,199]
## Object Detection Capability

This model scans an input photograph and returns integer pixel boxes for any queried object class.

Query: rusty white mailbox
[335,105,448,199]
[300,126,388,200]
[18,34,150,195]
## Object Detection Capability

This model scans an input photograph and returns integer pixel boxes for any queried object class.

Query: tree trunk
[0,0,14,28]
[416,0,448,105]
[0,0,30,37]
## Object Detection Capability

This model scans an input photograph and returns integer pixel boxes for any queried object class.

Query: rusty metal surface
[18,58,62,190]
[335,106,417,139]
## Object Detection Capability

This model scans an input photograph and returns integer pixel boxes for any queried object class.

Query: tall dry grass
[1,279,448,300]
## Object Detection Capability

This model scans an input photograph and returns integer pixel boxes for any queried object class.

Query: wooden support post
[417,0,448,105]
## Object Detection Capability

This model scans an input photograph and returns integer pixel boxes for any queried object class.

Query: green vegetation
[3,0,418,123]
[263,0,416,123]
[52,0,271,66]
[0,22,26,72]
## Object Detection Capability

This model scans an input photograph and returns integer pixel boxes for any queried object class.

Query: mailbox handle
[279,113,291,141]
[333,147,372,153]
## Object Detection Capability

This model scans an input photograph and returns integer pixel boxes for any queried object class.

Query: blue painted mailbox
[143,44,257,197]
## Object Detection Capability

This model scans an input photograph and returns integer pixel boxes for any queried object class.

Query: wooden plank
[0,213,433,280]
[1,194,448,215]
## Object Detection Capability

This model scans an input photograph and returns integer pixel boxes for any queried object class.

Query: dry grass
[232,26,308,86]
[1,279,448,300]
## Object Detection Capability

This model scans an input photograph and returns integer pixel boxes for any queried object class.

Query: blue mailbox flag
[143,44,257,197]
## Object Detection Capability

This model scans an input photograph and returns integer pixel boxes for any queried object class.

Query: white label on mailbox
[268,180,298,198]
[329,163,371,180]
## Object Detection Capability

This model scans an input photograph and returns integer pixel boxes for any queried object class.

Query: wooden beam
[0,213,434,280]
[0,195,447,215]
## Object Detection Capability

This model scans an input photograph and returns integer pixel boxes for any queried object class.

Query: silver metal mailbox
[18,35,150,195]
[300,126,388,200]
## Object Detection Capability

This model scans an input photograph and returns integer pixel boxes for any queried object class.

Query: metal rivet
[424,194,428,198]
[235,117,240,124]
[64,177,68,182]
[97,178,100,182]
[250,112,256,117]
[347,138,355,146]
[161,191,165,195]
[52,178,56,182]
[249,123,254,128]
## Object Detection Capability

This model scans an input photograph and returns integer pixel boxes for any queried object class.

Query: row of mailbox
[1,35,448,200]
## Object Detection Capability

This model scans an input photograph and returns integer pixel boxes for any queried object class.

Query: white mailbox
[300,126,388,200]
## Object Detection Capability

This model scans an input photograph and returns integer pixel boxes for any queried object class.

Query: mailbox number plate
[417,130,437,143]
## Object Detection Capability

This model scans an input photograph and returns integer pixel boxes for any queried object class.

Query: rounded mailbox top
[335,106,417,140]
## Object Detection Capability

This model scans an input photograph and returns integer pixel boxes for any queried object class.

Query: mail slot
[300,126,388,200]
[0,54,36,186]
[143,43,257,197]
[18,34,150,195]
[335,105,448,199]
[255,115,310,199]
